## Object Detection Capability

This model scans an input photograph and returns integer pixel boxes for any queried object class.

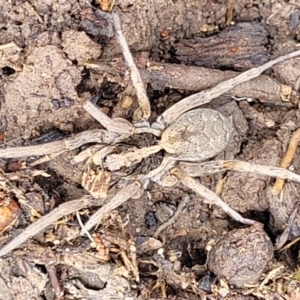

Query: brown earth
[1,0,300,299]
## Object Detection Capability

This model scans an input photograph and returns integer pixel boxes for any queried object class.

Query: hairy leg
[83,100,133,134]
[81,181,140,233]
[179,160,300,183]
[153,49,300,130]
[0,129,115,159]
[172,168,256,225]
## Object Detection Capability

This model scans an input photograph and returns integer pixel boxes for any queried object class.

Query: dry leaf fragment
[0,196,21,233]
[99,0,115,12]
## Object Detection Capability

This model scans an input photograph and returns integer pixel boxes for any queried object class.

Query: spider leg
[30,150,67,166]
[179,160,300,183]
[70,144,105,165]
[0,195,98,257]
[84,99,161,137]
[126,156,174,180]
[81,181,140,233]
[105,144,162,171]
[0,182,140,256]
[172,168,255,225]
[153,49,300,129]
[0,129,115,159]
[83,100,133,134]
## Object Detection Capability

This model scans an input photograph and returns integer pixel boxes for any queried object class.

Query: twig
[87,60,292,105]
[112,9,151,121]
[154,194,190,238]
[225,0,235,26]
[179,160,300,184]
[45,264,64,300]
[82,182,140,233]
[272,128,300,195]
[0,196,98,257]
[172,168,256,225]
[156,49,300,128]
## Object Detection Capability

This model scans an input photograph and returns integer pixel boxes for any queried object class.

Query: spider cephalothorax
[100,108,232,181]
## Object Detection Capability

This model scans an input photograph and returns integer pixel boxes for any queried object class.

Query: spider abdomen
[161,109,232,161]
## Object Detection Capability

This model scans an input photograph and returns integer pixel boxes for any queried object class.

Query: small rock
[207,223,273,288]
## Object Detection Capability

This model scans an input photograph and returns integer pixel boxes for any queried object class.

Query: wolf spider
[1,10,300,256]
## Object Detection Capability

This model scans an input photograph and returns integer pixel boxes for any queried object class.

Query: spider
[1,10,300,256]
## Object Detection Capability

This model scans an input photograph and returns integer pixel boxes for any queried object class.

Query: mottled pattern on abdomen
[161,109,232,161]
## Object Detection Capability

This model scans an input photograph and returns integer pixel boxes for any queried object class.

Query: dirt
[1,0,300,299]
[207,223,274,288]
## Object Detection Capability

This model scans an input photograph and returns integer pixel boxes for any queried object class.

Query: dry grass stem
[272,127,300,195]
[280,236,300,252]
[112,9,151,121]
[76,212,94,243]
[0,42,17,50]
[275,203,299,249]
